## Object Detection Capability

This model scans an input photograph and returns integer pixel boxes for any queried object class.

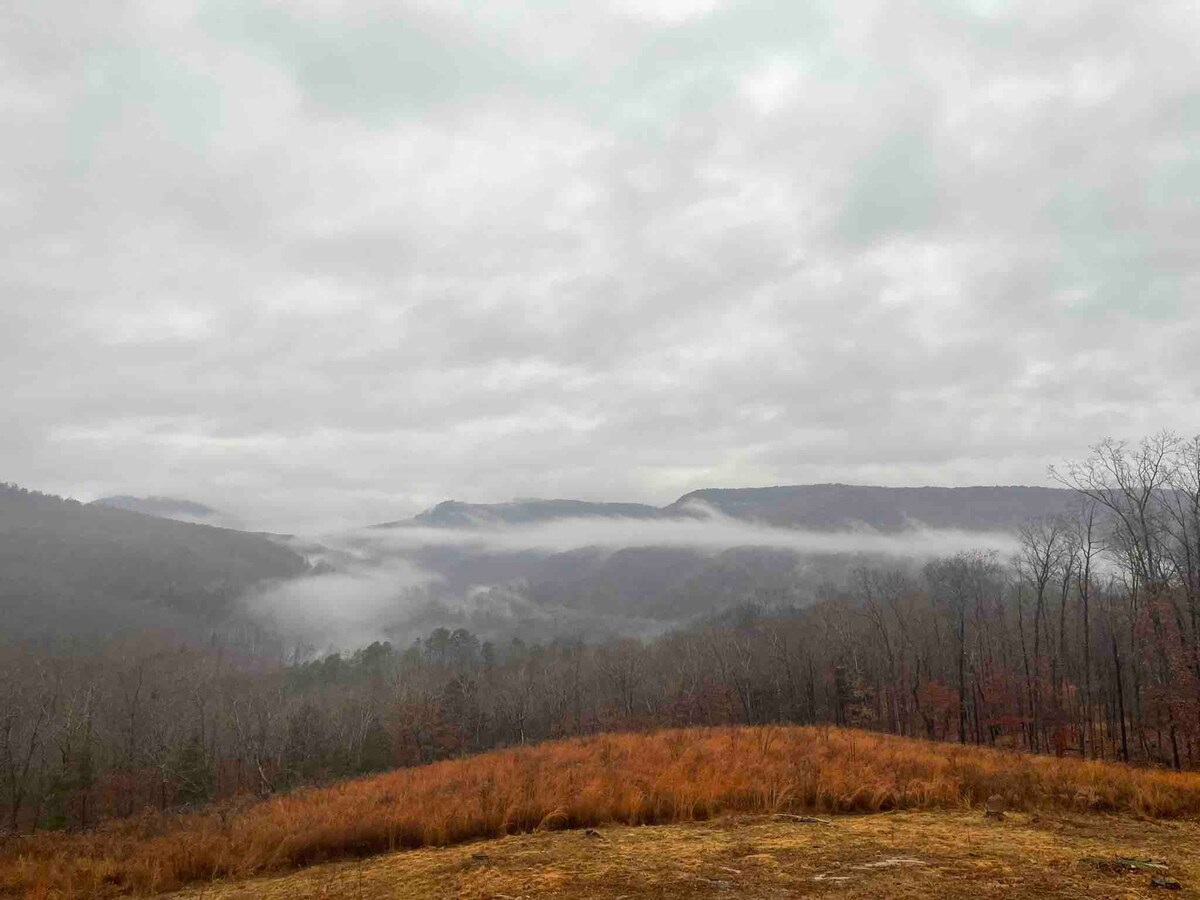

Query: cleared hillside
[5,726,1200,898]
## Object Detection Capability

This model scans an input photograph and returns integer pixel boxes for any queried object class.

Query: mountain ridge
[383,483,1077,532]
[92,494,220,520]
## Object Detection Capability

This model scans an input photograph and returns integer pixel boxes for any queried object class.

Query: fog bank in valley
[247,509,1021,651]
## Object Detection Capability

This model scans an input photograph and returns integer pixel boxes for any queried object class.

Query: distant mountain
[2,481,1082,647]
[384,499,660,529]
[1,483,309,640]
[665,484,1078,531]
[350,484,1082,639]
[92,494,220,522]
[389,484,1076,533]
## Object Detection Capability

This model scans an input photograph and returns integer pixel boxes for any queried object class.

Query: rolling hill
[0,483,310,640]
[5,725,1198,898]
[91,494,221,521]
[399,498,660,528]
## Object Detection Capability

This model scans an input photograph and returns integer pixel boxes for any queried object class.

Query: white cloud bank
[362,512,1021,559]
[247,511,1018,648]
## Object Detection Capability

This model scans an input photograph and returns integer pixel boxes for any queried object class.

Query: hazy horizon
[57,478,1077,534]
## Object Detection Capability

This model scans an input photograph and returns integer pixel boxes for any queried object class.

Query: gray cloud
[3,0,1199,531]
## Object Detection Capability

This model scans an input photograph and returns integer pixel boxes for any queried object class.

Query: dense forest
[2,433,1199,834]
[0,483,309,640]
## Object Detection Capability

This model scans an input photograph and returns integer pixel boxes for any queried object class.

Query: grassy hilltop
[5,725,1200,898]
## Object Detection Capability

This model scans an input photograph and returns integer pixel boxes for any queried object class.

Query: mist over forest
[252,504,1032,650]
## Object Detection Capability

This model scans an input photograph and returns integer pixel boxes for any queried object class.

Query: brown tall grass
[5,725,1200,898]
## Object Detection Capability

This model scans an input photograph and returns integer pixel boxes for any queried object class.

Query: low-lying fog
[245,508,1021,651]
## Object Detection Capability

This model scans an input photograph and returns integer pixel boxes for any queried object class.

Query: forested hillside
[0,484,309,639]
[665,484,1077,530]
[90,495,221,523]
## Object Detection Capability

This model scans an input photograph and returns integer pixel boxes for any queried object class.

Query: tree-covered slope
[0,483,309,639]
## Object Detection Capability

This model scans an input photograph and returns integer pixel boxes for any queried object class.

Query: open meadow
[4,725,1200,898]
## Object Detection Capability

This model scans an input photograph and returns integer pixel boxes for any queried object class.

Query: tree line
[2,433,1199,833]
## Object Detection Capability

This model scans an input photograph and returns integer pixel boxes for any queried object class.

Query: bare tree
[1015,517,1069,751]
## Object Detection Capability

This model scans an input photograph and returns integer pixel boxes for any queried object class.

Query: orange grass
[4,725,1200,899]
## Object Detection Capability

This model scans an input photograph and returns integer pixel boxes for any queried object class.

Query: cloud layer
[4,0,1199,530]
[249,512,1018,648]
[364,514,1021,559]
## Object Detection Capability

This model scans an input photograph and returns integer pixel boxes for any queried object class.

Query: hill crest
[387,483,1076,532]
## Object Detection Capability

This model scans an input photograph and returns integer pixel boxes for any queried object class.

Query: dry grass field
[4,726,1200,898]
[166,811,1200,899]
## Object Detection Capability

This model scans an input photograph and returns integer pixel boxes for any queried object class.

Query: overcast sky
[3,0,1198,531]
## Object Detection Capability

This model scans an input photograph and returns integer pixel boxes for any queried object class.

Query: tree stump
[984,795,1007,820]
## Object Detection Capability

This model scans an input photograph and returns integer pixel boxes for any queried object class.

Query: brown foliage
[4,725,1200,898]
